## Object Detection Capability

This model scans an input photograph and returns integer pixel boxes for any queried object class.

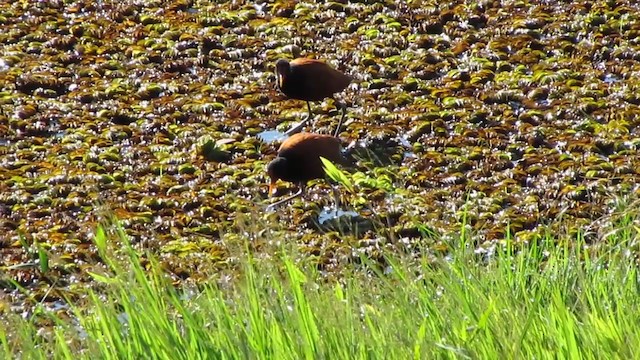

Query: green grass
[2,217,640,359]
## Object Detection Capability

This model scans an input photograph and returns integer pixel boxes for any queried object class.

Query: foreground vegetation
[3,1,640,298]
[2,211,639,359]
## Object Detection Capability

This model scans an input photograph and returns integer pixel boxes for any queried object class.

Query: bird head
[274,59,290,89]
[266,157,288,196]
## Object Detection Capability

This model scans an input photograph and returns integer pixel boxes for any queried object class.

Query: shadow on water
[345,134,416,168]
[0,128,65,146]
[312,206,376,236]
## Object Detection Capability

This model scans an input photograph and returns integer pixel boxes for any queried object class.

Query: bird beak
[269,180,277,196]
[276,73,284,89]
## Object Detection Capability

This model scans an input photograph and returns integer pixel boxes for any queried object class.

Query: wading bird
[274,58,352,135]
[266,116,347,209]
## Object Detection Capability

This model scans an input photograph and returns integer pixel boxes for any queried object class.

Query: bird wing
[290,58,328,67]
[279,133,344,167]
[290,58,352,96]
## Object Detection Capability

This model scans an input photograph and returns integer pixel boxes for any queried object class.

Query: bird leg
[266,186,305,211]
[331,185,342,211]
[284,101,314,136]
[334,102,347,138]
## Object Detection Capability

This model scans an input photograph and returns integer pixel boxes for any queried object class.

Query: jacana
[275,58,352,135]
[266,118,347,209]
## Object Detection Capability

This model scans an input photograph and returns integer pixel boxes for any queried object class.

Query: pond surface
[1,0,640,309]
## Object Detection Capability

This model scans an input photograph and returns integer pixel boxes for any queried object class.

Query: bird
[274,57,352,135]
[266,117,347,210]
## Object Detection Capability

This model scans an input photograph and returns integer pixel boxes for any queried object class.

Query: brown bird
[275,58,352,135]
[266,126,346,209]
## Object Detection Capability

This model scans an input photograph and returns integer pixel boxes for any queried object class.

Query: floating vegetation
[2,0,640,311]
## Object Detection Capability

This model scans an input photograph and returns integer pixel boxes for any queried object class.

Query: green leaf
[94,225,107,257]
[365,28,380,39]
[37,246,49,273]
[18,232,30,252]
[87,271,118,284]
[442,97,463,108]
[321,157,354,193]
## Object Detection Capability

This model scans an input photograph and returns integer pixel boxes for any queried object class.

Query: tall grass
[1,218,639,359]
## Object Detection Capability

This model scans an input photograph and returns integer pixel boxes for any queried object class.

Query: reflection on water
[318,206,359,225]
[403,151,417,159]
[257,130,288,144]
[398,135,411,148]
[399,135,417,159]
[603,73,619,84]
